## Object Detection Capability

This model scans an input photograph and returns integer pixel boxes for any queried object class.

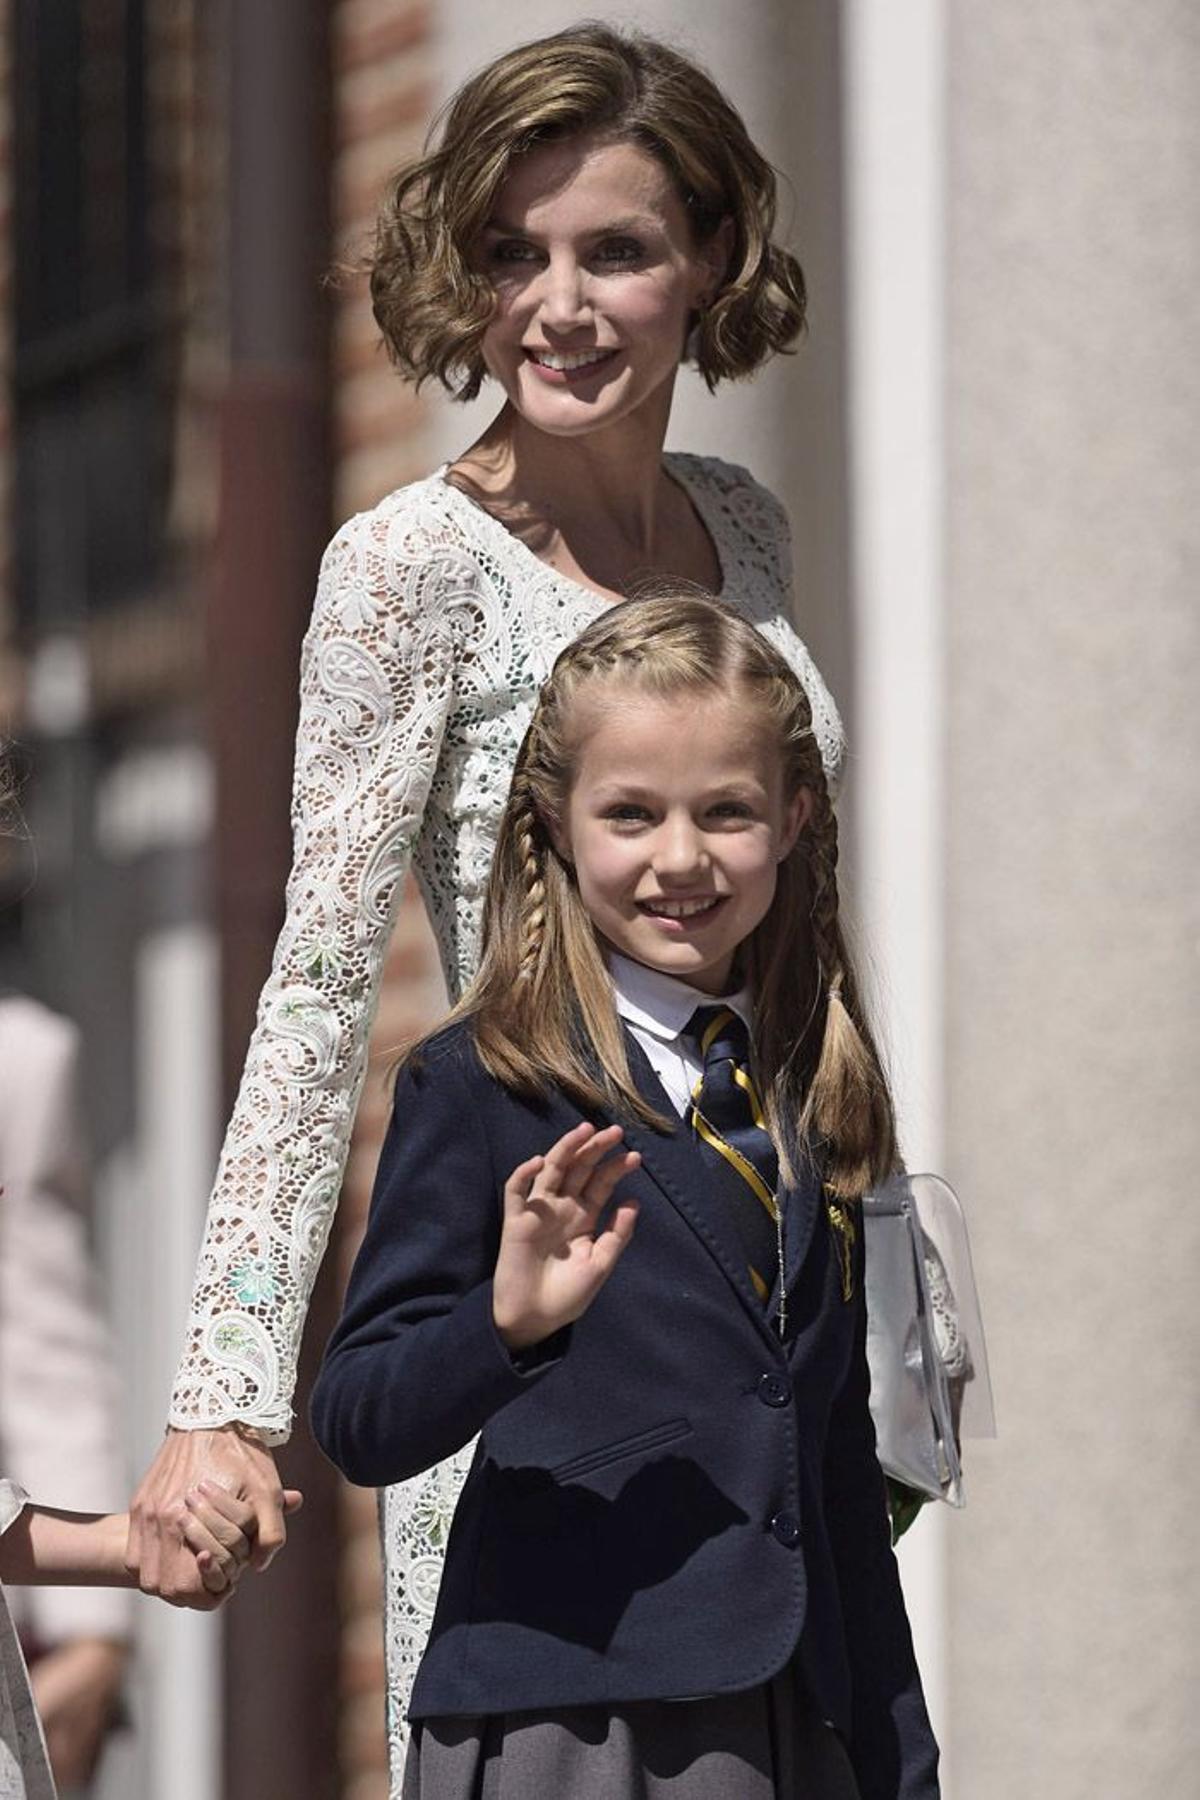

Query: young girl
[0,1479,292,1797]
[312,596,938,1799]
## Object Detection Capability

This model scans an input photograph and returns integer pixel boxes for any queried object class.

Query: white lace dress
[165,451,844,1783]
[0,1483,55,1800]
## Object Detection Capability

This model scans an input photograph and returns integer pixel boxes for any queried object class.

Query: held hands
[180,1479,303,1601]
[127,1427,302,1609]
[493,1123,640,1353]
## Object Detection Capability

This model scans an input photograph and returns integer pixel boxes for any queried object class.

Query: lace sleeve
[167,506,456,1443]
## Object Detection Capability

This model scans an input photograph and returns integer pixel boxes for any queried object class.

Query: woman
[129,21,845,1779]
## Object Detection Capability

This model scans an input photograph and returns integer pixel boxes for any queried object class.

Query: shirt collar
[607,950,754,1045]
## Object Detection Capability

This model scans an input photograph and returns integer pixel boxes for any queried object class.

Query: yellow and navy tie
[683,1005,781,1304]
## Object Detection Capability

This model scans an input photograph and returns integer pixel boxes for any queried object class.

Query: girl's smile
[553,692,809,995]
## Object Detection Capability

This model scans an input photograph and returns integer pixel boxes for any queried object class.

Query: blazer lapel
[780,1157,824,1296]
[618,1032,779,1343]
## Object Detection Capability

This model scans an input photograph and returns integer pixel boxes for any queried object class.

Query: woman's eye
[709,802,753,823]
[605,804,651,825]
[594,238,645,268]
[487,239,541,266]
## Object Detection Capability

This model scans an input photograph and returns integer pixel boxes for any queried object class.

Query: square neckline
[433,453,729,610]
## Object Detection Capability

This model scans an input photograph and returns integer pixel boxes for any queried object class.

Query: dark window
[13,0,175,628]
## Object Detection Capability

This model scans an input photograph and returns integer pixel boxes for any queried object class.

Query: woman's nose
[538,254,592,331]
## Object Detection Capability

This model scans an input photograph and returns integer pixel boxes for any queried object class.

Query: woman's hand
[493,1122,640,1352]
[126,1426,291,1606]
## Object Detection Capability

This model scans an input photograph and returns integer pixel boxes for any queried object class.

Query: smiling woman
[128,20,853,1791]
[471,136,727,452]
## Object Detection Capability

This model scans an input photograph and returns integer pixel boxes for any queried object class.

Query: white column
[98,927,222,1800]
[841,0,951,1774]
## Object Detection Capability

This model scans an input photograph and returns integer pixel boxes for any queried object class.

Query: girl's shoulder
[395,1015,498,1108]
[395,1015,567,1131]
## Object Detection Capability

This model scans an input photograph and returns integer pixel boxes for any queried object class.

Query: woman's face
[475,134,727,440]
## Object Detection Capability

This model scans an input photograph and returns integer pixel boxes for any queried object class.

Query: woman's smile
[475,135,724,439]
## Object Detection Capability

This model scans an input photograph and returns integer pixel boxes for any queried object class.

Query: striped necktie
[683,1006,781,1304]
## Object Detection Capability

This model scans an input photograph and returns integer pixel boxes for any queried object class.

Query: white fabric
[607,950,753,1119]
[161,452,843,1784]
[0,1483,56,1800]
[0,999,133,1649]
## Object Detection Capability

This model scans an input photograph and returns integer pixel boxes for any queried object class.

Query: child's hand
[493,1122,640,1352]
[181,1480,304,1603]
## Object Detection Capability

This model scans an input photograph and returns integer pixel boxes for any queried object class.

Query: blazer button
[758,1373,791,1408]
[771,1510,802,1548]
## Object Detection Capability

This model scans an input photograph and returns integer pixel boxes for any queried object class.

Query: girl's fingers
[537,1122,599,1190]
[579,1148,641,1214]
[185,1494,247,1555]
[195,1549,232,1597]
[194,1481,256,1534]
[180,1512,238,1587]
[502,1153,546,1219]
[561,1124,627,1196]
[589,1199,640,1278]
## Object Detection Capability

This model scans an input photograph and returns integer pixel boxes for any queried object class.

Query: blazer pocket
[549,1416,693,1484]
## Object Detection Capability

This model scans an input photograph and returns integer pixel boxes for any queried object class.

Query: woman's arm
[128,501,457,1597]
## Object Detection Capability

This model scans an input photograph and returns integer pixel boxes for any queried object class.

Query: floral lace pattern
[165,453,844,1785]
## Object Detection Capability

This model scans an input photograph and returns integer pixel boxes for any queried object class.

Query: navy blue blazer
[311,1023,939,1800]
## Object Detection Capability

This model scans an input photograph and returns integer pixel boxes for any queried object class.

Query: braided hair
[401,593,896,1198]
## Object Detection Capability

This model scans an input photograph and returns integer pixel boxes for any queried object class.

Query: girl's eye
[709,801,753,822]
[605,804,652,825]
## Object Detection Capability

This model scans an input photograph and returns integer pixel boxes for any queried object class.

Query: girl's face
[475,134,727,440]
[554,689,809,996]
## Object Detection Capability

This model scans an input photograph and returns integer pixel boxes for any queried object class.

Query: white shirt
[607,951,755,1119]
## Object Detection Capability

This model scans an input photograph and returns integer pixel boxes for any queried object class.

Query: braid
[806,776,843,1011]
[798,771,896,1197]
[512,773,548,983]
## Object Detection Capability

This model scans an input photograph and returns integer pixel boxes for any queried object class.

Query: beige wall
[944,3,1200,1794]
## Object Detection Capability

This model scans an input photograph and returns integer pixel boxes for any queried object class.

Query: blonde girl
[313,596,938,1800]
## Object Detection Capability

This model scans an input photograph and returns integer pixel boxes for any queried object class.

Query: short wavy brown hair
[370,22,807,400]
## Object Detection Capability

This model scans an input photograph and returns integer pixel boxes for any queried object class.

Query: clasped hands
[126,1429,302,1610]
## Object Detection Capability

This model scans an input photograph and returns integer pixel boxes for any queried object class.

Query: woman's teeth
[642,898,719,919]
[529,349,614,371]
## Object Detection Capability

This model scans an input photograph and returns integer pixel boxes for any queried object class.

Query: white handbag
[862,1171,995,1508]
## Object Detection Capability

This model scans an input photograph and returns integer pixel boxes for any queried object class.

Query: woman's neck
[455,397,676,555]
[449,393,719,601]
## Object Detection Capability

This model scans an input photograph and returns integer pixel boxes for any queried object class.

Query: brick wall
[330,5,443,1796]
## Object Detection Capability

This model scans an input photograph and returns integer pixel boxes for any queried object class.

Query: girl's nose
[653,817,707,879]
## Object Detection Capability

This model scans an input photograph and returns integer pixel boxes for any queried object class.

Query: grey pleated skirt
[401,1662,862,1800]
